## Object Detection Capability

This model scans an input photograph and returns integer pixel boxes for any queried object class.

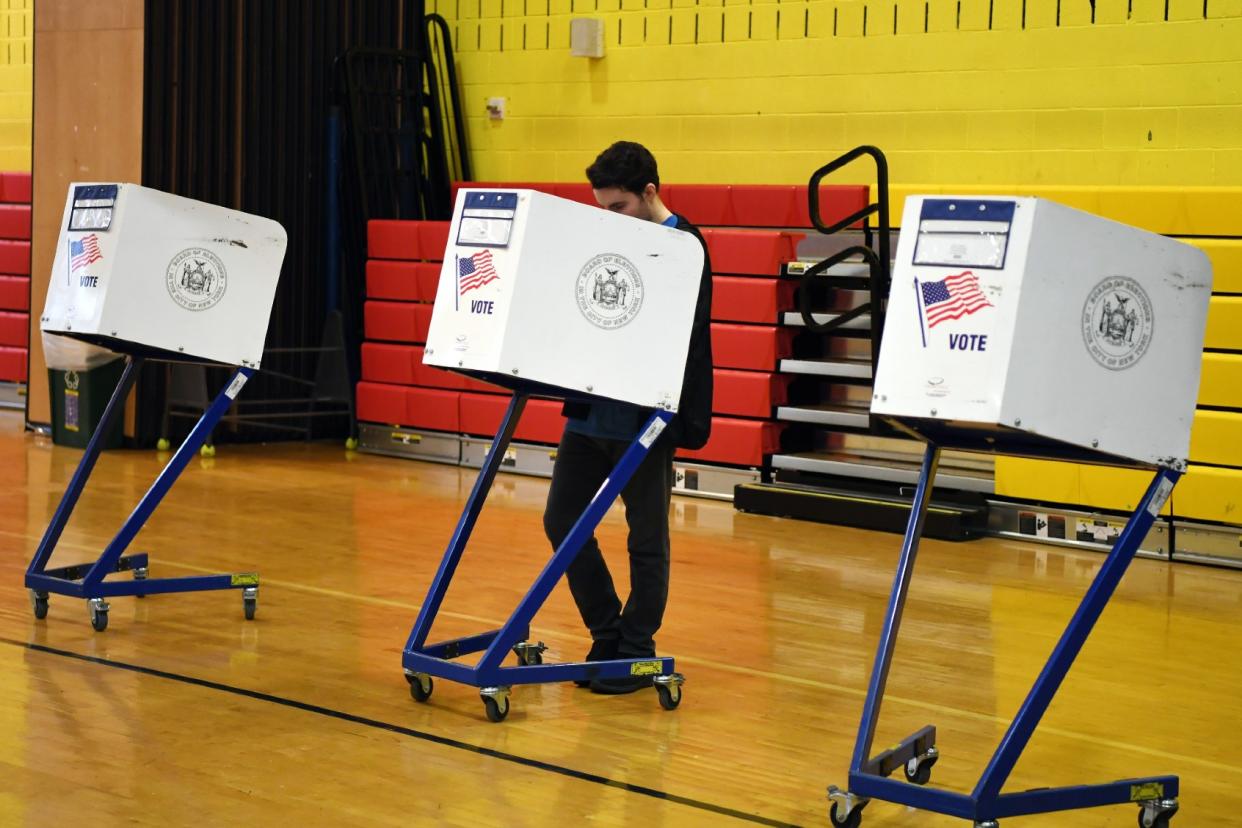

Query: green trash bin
[48,359,127,450]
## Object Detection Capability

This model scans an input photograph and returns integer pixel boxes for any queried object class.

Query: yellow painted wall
[431,0,1242,189]
[0,0,31,172]
[431,4,1242,521]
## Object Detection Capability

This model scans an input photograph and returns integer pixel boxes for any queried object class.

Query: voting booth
[26,183,287,631]
[829,197,1211,828]
[402,189,704,721]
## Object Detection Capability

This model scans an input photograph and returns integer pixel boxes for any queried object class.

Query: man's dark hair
[585,141,659,194]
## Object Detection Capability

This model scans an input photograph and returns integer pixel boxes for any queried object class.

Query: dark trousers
[542,427,675,657]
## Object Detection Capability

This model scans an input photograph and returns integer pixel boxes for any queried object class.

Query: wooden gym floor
[2,409,1241,826]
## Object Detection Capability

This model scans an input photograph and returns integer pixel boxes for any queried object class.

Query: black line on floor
[2,637,797,827]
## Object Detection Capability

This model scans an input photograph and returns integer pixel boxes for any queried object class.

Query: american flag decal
[70,234,103,271]
[919,270,991,328]
[457,249,498,295]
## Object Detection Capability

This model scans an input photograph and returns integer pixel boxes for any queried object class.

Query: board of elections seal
[166,248,228,311]
[1081,276,1154,371]
[576,253,643,330]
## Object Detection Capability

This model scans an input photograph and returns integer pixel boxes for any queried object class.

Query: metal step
[358,422,461,465]
[734,481,987,541]
[771,450,994,494]
[0,382,24,410]
[985,498,1169,560]
[779,357,872,379]
[672,460,761,501]
[777,401,870,429]
[781,310,872,330]
[461,436,556,477]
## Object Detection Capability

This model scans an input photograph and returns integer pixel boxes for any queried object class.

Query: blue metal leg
[838,464,1183,825]
[402,407,677,694]
[403,394,528,653]
[24,362,262,619]
[972,467,1180,803]
[851,443,940,771]
[474,409,674,678]
[26,355,141,578]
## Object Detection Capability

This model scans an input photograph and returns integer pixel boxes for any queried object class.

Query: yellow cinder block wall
[432,0,1242,189]
[431,2,1242,522]
[0,0,31,172]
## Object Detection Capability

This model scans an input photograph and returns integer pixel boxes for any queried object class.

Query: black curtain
[139,0,432,445]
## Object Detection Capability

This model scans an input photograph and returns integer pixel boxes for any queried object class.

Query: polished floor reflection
[2,410,1240,826]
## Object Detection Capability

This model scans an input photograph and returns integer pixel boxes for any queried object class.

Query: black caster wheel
[1138,801,1178,828]
[89,600,109,632]
[407,673,433,703]
[655,682,681,710]
[481,692,510,723]
[829,801,863,828]
[242,587,258,620]
[513,642,544,666]
[29,590,49,620]
[134,566,148,599]
[975,821,1000,828]
[903,748,938,785]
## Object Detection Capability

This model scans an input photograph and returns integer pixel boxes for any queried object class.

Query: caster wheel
[200,444,216,457]
[903,748,938,785]
[89,600,109,632]
[134,566,148,598]
[156,437,171,451]
[975,822,1000,828]
[345,437,359,451]
[829,802,863,828]
[243,598,257,620]
[513,642,545,666]
[29,590,49,619]
[1138,800,1178,828]
[407,673,433,702]
[655,682,681,710]
[482,692,510,723]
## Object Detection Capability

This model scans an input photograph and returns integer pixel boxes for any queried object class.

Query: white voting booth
[42,183,287,367]
[871,195,1211,468]
[403,189,704,722]
[423,189,703,409]
[831,197,1211,826]
[27,183,287,633]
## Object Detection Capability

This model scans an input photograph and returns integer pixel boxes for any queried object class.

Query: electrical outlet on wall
[486,97,506,120]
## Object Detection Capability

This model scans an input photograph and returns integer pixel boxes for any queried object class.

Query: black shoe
[573,639,619,688]
[589,674,654,695]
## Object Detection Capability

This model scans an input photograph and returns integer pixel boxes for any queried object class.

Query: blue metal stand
[828,443,1182,828]
[401,392,685,722]
[25,355,262,632]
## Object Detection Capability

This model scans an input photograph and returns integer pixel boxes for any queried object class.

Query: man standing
[543,141,713,694]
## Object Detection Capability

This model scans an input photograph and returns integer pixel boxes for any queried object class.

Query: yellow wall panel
[994,457,1082,504]
[1172,466,1242,522]
[1079,465,1173,516]
[1190,411,1242,467]
[1204,296,1242,351]
[1185,238,1242,293]
[1200,353,1242,408]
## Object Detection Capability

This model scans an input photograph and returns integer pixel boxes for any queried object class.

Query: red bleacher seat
[796,184,871,230]
[363,301,434,343]
[664,184,734,226]
[552,182,597,206]
[0,275,28,311]
[355,381,409,425]
[702,229,803,275]
[460,393,566,443]
[419,222,451,261]
[713,369,788,418]
[0,240,30,276]
[365,260,440,302]
[0,204,31,240]
[676,418,782,466]
[711,276,795,324]
[0,173,30,204]
[405,386,461,432]
[368,221,420,260]
[361,342,419,385]
[0,311,27,347]
[711,323,795,371]
[0,345,25,382]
